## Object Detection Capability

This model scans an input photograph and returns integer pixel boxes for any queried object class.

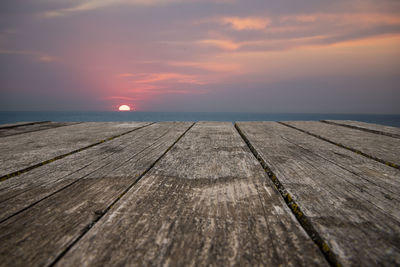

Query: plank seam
[0,124,174,224]
[279,122,400,170]
[0,121,50,129]
[278,134,400,221]
[0,122,155,182]
[0,122,84,138]
[278,135,399,196]
[321,120,400,139]
[49,122,195,267]
[234,123,342,267]
[0,124,159,205]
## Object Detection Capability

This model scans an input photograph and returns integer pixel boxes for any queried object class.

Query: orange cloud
[221,16,271,30]
[323,33,400,49]
[197,39,240,50]
[280,13,400,26]
[212,33,400,85]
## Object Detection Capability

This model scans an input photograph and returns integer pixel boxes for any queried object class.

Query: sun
[118,105,131,111]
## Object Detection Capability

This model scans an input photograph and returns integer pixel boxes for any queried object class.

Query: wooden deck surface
[322,120,400,138]
[0,120,399,266]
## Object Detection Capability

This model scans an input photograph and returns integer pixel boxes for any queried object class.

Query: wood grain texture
[0,122,78,138]
[0,122,183,222]
[57,122,326,267]
[236,121,400,266]
[0,121,49,129]
[0,122,150,178]
[0,122,192,267]
[283,121,400,168]
[322,120,400,139]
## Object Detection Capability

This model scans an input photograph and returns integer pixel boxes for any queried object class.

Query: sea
[1,112,400,127]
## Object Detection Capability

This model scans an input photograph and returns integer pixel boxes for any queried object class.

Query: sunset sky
[0,0,399,113]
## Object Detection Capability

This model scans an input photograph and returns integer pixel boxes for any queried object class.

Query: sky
[0,0,399,113]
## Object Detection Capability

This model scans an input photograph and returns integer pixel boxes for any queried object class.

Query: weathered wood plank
[0,122,181,222]
[0,122,192,266]
[0,121,49,129]
[56,122,326,267]
[236,121,400,266]
[322,120,400,139]
[0,122,151,179]
[0,122,78,138]
[283,121,400,169]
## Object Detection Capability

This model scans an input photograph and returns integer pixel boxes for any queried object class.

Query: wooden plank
[0,122,182,222]
[283,121,400,169]
[56,122,327,266]
[0,122,151,179]
[0,122,78,138]
[236,121,400,266]
[0,122,192,266]
[0,121,49,129]
[322,120,400,139]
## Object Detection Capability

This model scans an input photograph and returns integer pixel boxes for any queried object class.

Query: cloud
[0,49,33,55]
[41,0,232,17]
[37,55,57,62]
[131,86,205,95]
[120,72,206,85]
[167,61,241,72]
[192,11,400,49]
[279,13,400,26]
[0,49,57,62]
[3,0,400,113]
[43,0,181,17]
[117,73,136,77]
[106,96,137,100]
[220,16,271,30]
[192,11,400,53]
[138,73,205,84]
[196,39,240,50]
[113,72,209,103]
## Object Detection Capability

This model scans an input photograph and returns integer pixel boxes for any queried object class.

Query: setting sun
[118,105,131,111]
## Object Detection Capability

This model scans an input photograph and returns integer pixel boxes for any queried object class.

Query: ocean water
[0,111,400,127]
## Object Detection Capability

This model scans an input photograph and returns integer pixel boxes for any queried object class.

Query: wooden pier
[0,120,399,266]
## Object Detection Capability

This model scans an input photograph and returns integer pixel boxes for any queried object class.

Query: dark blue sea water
[1,112,400,127]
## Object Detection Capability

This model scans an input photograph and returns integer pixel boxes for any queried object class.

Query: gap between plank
[0,122,155,182]
[234,123,342,267]
[49,122,195,267]
[0,123,174,224]
[0,122,84,139]
[0,121,51,130]
[279,122,399,170]
[320,120,400,139]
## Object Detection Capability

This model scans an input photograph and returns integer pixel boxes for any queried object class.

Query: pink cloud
[123,72,206,85]
[37,55,57,62]
[105,96,137,101]
[117,73,136,77]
